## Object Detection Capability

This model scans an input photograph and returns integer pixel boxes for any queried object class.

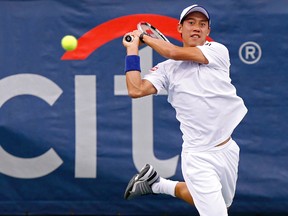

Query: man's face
[178,12,210,47]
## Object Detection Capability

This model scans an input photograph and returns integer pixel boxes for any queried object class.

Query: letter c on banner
[0,74,63,178]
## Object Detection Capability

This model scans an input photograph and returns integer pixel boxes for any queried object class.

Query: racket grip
[125,35,134,42]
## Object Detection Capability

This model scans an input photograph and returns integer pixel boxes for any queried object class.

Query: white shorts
[181,139,240,216]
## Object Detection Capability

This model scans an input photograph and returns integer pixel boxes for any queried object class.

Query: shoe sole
[124,174,138,200]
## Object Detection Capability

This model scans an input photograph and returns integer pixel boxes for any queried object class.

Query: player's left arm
[139,33,208,64]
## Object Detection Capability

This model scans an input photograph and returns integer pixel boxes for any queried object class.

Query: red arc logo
[61,14,212,60]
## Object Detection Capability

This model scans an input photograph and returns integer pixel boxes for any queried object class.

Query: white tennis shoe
[124,164,159,200]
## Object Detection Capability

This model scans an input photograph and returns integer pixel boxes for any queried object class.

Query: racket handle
[125,35,134,42]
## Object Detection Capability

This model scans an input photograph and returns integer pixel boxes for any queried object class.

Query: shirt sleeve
[197,42,230,71]
[143,62,168,95]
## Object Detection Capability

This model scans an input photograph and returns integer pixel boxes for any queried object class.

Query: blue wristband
[125,55,141,73]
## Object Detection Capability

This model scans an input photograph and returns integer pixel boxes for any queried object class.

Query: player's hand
[123,32,140,47]
[131,30,142,38]
[132,30,145,45]
[123,31,141,55]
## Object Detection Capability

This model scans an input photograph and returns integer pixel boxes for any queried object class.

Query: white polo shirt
[143,41,248,152]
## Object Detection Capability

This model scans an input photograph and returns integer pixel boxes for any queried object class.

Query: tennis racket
[125,21,170,43]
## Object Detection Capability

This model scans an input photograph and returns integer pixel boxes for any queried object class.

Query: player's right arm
[123,33,157,98]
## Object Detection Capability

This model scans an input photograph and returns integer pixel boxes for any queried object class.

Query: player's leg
[182,151,228,216]
[124,163,195,205]
[220,139,240,208]
[174,182,194,205]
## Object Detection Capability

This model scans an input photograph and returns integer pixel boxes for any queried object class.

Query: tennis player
[122,4,248,216]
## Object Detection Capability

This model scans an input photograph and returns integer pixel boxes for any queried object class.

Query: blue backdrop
[0,0,287,215]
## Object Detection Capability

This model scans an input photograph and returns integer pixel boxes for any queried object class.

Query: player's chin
[187,38,206,47]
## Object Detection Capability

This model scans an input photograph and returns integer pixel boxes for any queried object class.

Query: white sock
[151,177,178,197]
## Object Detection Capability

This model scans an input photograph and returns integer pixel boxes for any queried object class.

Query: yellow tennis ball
[61,35,78,51]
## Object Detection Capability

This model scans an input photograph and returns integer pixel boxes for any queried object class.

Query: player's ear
[177,23,182,34]
[205,25,211,37]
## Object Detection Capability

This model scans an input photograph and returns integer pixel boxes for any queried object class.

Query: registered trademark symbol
[239,41,262,64]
